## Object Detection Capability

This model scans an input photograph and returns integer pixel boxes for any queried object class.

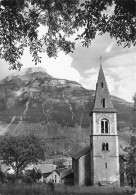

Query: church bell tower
[90,65,120,186]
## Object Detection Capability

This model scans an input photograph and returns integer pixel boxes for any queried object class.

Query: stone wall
[78,152,91,185]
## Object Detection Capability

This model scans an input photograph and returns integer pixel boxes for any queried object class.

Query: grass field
[0,183,135,195]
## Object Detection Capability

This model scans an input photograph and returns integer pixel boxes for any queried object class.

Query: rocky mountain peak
[0,66,133,145]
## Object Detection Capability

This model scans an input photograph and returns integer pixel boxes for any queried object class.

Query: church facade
[72,65,122,186]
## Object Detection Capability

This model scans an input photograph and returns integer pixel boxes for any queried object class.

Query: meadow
[0,183,135,195]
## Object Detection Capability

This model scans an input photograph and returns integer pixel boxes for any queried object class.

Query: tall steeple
[92,64,116,113]
[90,63,120,186]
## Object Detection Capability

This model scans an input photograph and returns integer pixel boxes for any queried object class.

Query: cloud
[81,67,115,95]
[105,42,114,53]
[20,49,82,83]
[80,68,98,91]
[0,30,135,103]
[79,51,136,102]
[103,52,136,102]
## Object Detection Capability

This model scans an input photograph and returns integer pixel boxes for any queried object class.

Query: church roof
[71,145,90,160]
[92,65,117,113]
[61,167,73,178]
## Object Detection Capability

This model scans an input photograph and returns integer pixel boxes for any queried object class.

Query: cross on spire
[100,56,102,65]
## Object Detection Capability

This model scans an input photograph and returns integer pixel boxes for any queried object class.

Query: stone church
[72,65,124,186]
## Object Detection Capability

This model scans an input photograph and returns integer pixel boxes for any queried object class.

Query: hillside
[0,67,134,156]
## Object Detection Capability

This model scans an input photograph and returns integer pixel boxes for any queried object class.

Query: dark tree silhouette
[0,0,135,69]
[0,134,44,178]
[133,94,136,128]
[75,0,136,48]
[125,136,136,187]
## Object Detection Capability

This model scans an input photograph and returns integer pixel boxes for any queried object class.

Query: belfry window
[101,82,104,88]
[101,119,109,133]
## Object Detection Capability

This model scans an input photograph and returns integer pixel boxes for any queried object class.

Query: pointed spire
[92,64,116,113]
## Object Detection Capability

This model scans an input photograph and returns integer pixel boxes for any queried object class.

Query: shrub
[6,174,16,184]
[22,169,42,184]
[0,169,5,183]
[22,175,34,184]
[46,181,55,192]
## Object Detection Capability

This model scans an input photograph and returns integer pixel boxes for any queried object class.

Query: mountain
[0,67,134,156]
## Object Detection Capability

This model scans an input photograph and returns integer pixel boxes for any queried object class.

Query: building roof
[43,172,52,178]
[92,65,117,113]
[54,168,66,176]
[61,167,73,179]
[34,164,57,174]
[71,145,90,160]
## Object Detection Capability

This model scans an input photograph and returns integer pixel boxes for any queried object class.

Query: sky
[0,28,136,103]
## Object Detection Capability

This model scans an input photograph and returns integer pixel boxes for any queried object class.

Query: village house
[71,65,124,186]
[43,168,66,183]
[33,163,58,183]
[33,164,73,184]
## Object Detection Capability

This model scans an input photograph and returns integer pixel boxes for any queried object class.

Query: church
[71,65,124,186]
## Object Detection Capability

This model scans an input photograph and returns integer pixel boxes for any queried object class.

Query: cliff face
[0,67,133,142]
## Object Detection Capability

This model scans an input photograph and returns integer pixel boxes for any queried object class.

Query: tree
[75,0,136,48]
[125,136,136,187]
[0,0,135,69]
[0,168,5,183]
[0,0,79,69]
[22,169,42,183]
[0,134,44,178]
[133,93,136,129]
[125,94,136,187]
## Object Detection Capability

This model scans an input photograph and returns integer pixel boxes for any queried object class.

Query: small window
[102,143,105,151]
[55,175,57,183]
[102,98,105,108]
[101,82,104,88]
[102,143,109,151]
[106,143,109,151]
[105,163,107,168]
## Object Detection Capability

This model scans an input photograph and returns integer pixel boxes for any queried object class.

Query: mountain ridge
[0,67,134,155]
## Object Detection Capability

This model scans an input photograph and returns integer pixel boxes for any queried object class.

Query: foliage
[75,0,136,48]
[53,158,66,168]
[0,168,5,183]
[133,94,136,128]
[125,136,136,187]
[0,0,135,69]
[0,0,79,69]
[0,134,44,178]
[6,174,17,184]
[46,181,55,192]
[0,183,135,195]
[22,169,42,184]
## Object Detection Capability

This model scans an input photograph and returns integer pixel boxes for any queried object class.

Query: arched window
[101,119,109,134]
